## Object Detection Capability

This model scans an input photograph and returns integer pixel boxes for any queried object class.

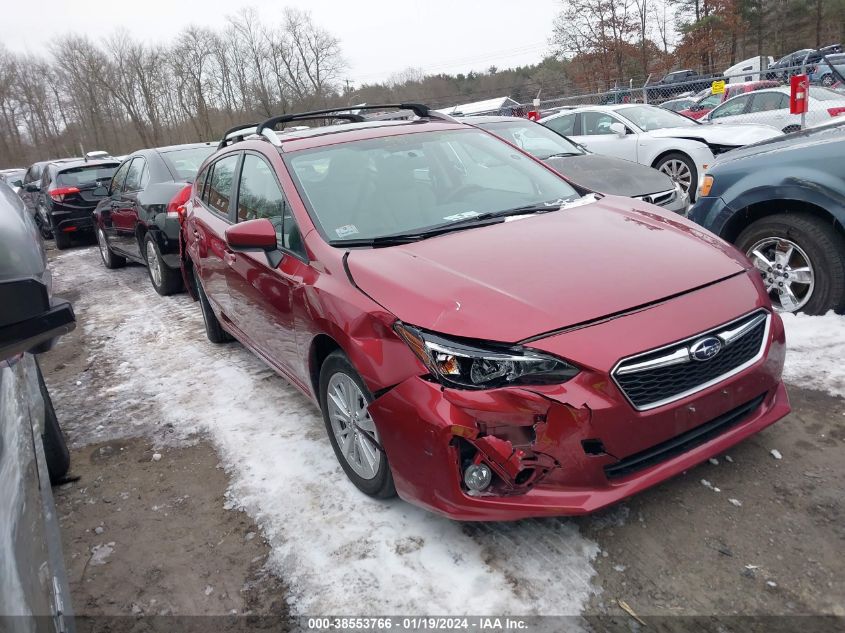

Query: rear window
[161,147,216,181]
[56,164,118,187]
[811,88,845,101]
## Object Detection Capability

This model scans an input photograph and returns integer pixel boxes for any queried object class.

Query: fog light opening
[463,463,493,492]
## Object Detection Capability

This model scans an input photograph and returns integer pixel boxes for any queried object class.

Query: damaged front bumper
[368,278,790,521]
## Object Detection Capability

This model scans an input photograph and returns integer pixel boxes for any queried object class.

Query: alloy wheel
[658,159,692,193]
[326,372,381,480]
[146,240,163,288]
[747,237,815,312]
[97,229,110,265]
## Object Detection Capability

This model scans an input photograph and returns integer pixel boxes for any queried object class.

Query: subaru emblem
[689,337,722,362]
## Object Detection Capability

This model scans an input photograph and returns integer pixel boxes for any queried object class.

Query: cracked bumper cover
[368,276,790,521]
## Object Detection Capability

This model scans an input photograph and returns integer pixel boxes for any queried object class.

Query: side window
[711,95,751,119]
[205,154,239,216]
[23,167,36,184]
[41,169,52,190]
[110,160,131,195]
[124,158,146,191]
[195,164,210,201]
[237,154,305,257]
[750,92,788,112]
[543,114,576,136]
[581,112,618,135]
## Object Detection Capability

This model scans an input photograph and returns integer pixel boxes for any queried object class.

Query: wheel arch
[721,197,845,245]
[650,148,695,170]
[308,333,344,400]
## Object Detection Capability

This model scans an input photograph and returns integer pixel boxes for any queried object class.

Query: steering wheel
[444,184,485,203]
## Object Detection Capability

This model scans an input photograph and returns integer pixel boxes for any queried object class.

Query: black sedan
[466,116,689,214]
[690,119,845,314]
[93,142,216,295]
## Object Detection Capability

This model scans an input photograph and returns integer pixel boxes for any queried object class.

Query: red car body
[679,81,781,119]
[181,113,789,521]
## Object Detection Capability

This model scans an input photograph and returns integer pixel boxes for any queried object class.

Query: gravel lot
[40,243,845,628]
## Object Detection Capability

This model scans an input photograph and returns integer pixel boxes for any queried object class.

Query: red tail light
[166,184,193,223]
[49,186,80,202]
[827,107,845,117]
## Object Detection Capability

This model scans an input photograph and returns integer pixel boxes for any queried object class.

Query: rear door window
[749,92,788,112]
[205,154,240,217]
[110,161,131,195]
[124,158,147,191]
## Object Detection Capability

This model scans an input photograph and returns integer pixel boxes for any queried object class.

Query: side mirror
[10,179,23,188]
[689,104,702,112]
[225,218,278,252]
[25,182,40,192]
[609,122,627,138]
[0,278,76,359]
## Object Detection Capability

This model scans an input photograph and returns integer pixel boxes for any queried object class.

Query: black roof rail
[218,123,260,150]
[255,103,434,135]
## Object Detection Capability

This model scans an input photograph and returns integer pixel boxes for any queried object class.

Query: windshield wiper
[544,152,582,158]
[330,199,580,248]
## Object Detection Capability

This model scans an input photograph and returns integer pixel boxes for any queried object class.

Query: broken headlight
[394,323,578,389]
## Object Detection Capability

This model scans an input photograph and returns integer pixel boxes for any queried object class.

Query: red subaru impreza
[180,104,789,521]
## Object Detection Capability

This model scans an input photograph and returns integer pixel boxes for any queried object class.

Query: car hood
[545,154,675,196]
[710,121,845,166]
[646,124,782,145]
[347,196,748,342]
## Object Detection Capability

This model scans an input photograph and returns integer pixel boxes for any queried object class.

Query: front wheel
[737,213,845,314]
[144,234,183,296]
[319,351,395,498]
[821,74,835,87]
[655,153,697,200]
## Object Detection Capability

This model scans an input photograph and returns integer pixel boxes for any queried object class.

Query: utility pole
[344,79,353,94]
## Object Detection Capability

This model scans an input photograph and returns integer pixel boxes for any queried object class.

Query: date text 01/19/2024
[304,617,529,630]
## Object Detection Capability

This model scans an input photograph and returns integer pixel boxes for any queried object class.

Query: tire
[37,359,70,484]
[655,152,698,200]
[194,267,232,343]
[54,229,72,250]
[782,125,801,134]
[35,213,53,240]
[821,74,834,87]
[319,351,395,499]
[736,213,845,314]
[96,226,126,269]
[144,233,182,296]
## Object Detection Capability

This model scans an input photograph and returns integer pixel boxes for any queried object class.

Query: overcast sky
[4,0,562,85]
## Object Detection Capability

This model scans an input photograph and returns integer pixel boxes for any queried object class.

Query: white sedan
[539,104,781,198]
[704,86,845,133]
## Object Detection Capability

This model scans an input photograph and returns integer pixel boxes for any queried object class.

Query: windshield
[617,105,699,130]
[287,129,581,243]
[56,164,118,187]
[161,146,216,181]
[477,120,585,159]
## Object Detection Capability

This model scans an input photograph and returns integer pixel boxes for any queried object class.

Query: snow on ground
[48,248,599,617]
[781,312,845,398]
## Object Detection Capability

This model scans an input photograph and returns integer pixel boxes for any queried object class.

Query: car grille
[635,188,676,207]
[612,310,770,410]
[604,393,766,479]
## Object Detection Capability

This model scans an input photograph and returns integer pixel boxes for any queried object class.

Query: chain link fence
[492,57,845,133]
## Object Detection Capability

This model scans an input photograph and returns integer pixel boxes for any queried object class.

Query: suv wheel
[35,213,53,240]
[737,213,845,314]
[144,234,183,296]
[194,267,232,343]
[54,229,72,250]
[97,227,126,269]
[655,153,697,200]
[319,351,395,498]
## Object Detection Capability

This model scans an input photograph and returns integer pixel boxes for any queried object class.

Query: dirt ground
[38,240,844,629]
